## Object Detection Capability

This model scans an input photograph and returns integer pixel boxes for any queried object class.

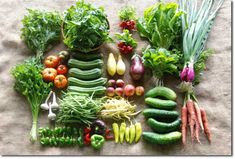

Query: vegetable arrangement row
[11,0,224,152]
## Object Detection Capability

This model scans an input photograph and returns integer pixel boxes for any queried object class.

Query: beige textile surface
[0,0,231,156]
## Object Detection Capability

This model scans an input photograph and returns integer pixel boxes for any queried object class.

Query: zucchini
[68,68,102,80]
[72,52,102,61]
[145,86,177,100]
[145,97,177,110]
[143,108,179,119]
[68,77,107,88]
[142,131,181,144]
[147,118,181,133]
[68,58,103,70]
[67,86,106,96]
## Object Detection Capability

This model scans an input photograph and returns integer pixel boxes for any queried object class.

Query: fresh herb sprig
[118,6,137,21]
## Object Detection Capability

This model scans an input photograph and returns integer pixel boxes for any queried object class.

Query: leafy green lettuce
[137,2,183,50]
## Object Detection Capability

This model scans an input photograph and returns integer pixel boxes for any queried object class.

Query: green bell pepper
[91,134,105,150]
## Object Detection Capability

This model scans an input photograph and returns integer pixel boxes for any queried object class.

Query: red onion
[130,54,145,80]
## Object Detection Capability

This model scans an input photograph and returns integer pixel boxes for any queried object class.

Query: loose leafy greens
[137,2,183,50]
[63,0,110,53]
[115,29,137,47]
[11,57,52,142]
[21,9,62,59]
[118,6,137,21]
[142,47,180,80]
[138,2,183,82]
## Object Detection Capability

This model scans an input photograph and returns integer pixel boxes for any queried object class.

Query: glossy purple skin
[130,54,145,80]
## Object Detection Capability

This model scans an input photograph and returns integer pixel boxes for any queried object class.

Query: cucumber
[67,86,106,96]
[143,108,179,119]
[68,77,107,88]
[142,131,181,144]
[145,86,177,100]
[68,68,102,80]
[147,118,181,133]
[145,97,177,110]
[72,52,102,61]
[68,58,103,70]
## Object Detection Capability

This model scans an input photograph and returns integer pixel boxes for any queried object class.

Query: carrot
[201,107,211,143]
[194,102,204,131]
[181,106,187,145]
[186,100,197,141]
[195,113,201,143]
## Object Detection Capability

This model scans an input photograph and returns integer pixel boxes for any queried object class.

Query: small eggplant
[90,120,106,136]
[130,53,145,80]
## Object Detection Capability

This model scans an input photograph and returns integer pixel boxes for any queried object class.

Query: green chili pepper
[65,136,71,145]
[119,122,126,143]
[91,134,105,150]
[125,127,130,143]
[77,136,84,147]
[129,124,135,144]
[60,137,65,146]
[112,123,119,143]
[40,137,46,145]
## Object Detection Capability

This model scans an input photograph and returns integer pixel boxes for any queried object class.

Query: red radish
[181,106,187,145]
[115,87,124,96]
[107,79,116,87]
[124,84,135,97]
[201,107,211,143]
[106,87,115,97]
[130,54,145,80]
[118,42,125,48]
[116,79,125,88]
[135,86,144,96]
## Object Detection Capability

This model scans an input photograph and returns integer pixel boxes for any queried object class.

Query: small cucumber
[147,118,181,133]
[142,131,182,145]
[145,86,177,100]
[68,77,107,88]
[68,58,103,70]
[145,97,177,110]
[68,68,102,80]
[67,86,106,96]
[72,52,102,61]
[143,108,179,119]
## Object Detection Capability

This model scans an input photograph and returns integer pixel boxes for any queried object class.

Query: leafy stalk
[11,57,52,142]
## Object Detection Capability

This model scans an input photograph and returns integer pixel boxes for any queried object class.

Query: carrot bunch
[181,94,211,145]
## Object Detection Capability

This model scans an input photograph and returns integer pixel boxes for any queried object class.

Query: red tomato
[57,65,68,75]
[42,68,57,82]
[54,75,68,89]
[44,55,60,68]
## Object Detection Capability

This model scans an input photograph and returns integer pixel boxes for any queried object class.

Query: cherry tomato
[42,68,57,82]
[44,55,60,68]
[57,65,68,75]
[54,75,68,89]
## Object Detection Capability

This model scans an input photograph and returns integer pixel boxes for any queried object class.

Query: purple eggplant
[130,54,145,80]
